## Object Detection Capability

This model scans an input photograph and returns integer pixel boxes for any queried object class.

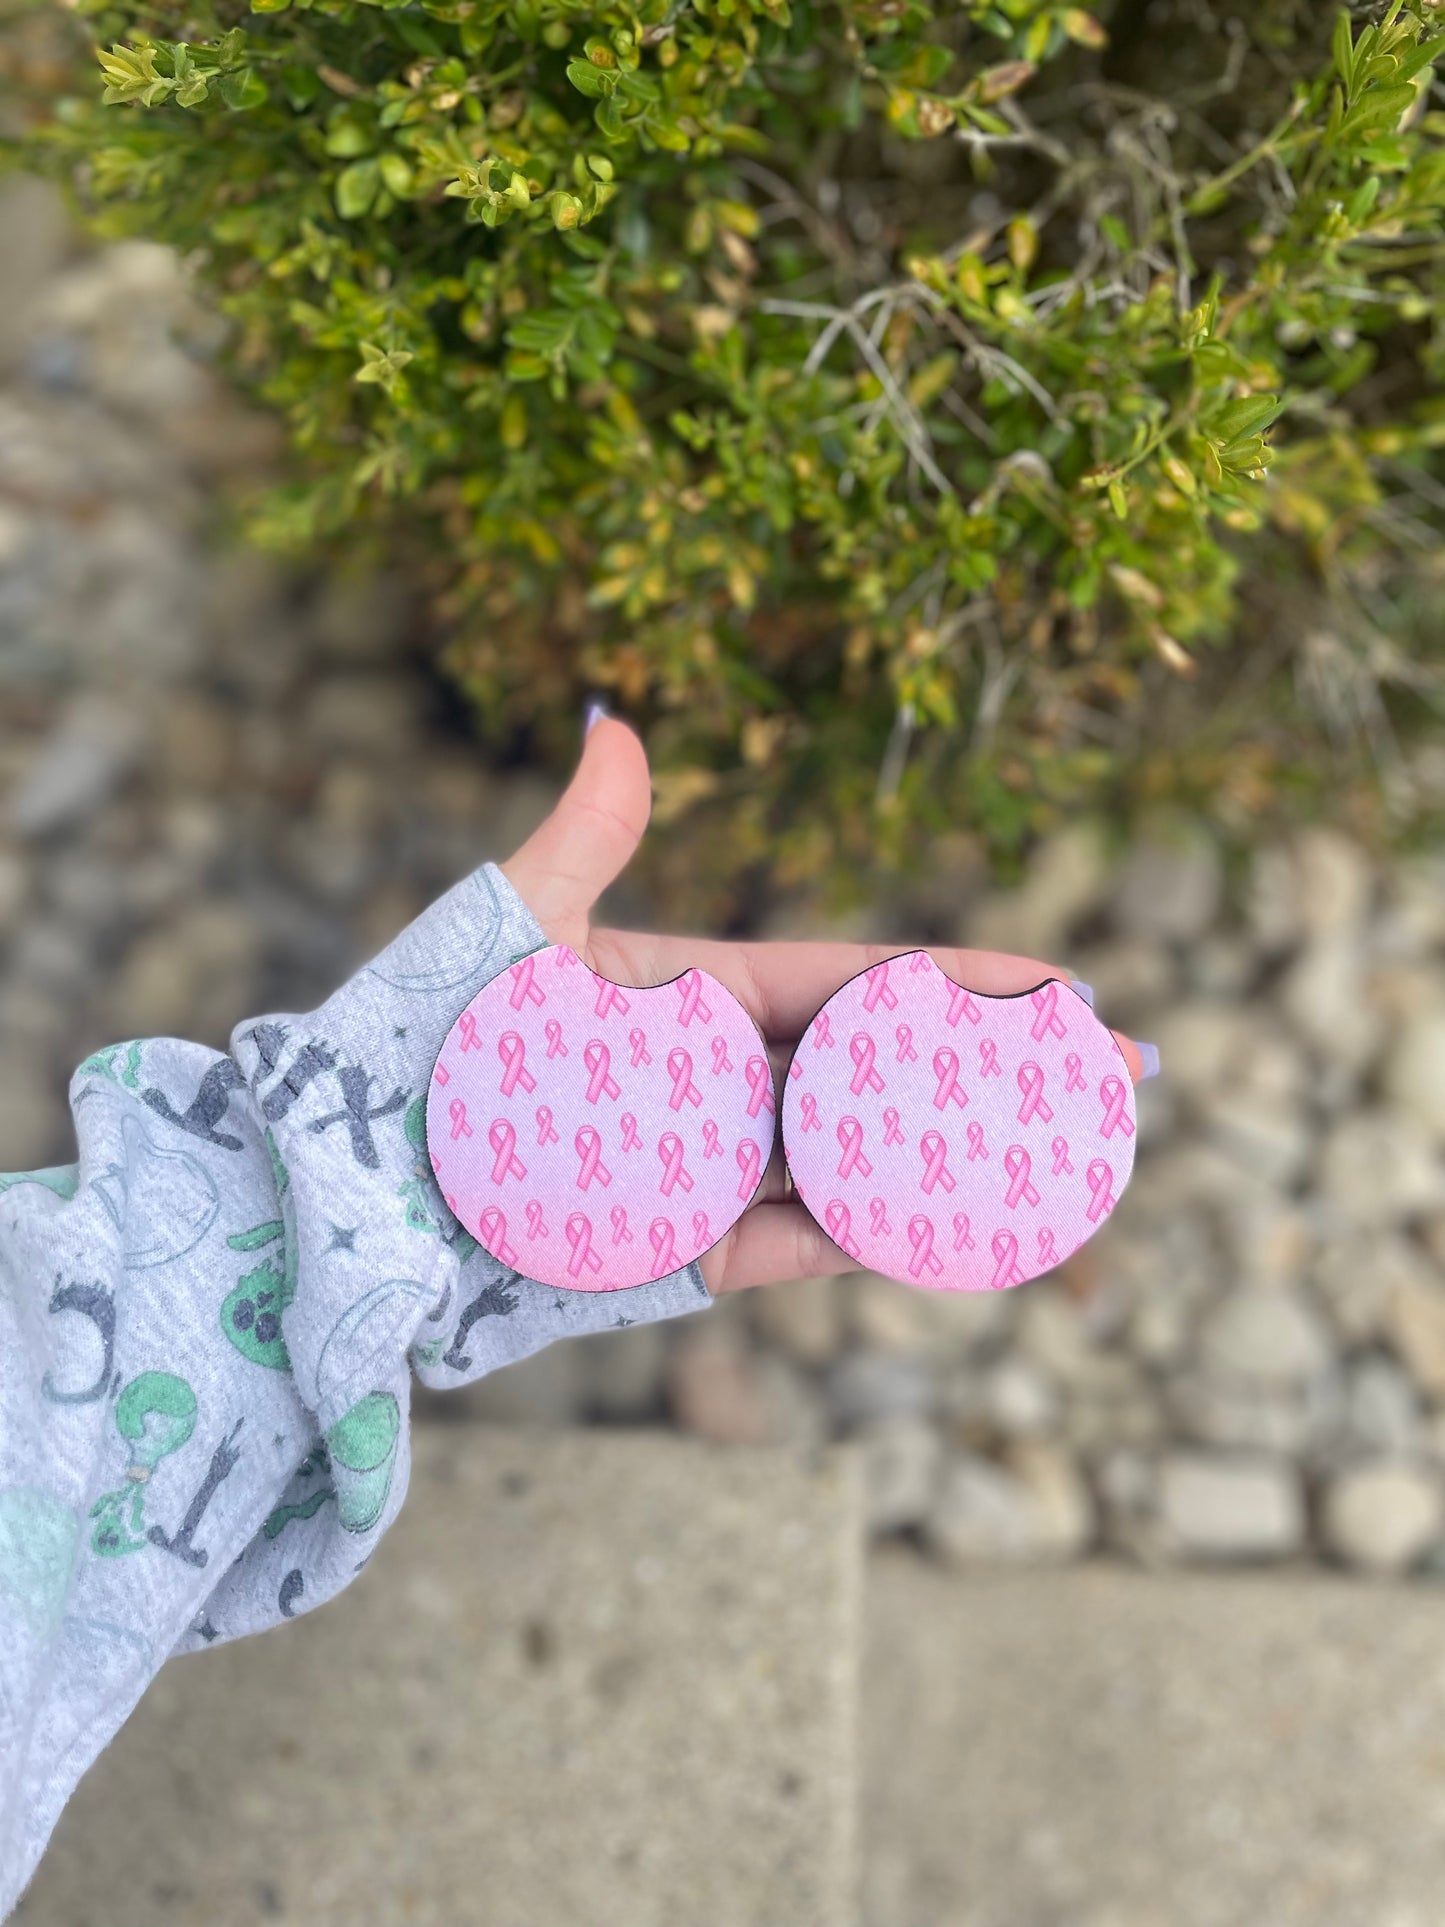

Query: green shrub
[9,0,1445,908]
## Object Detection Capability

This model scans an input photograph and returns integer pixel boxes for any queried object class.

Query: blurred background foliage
[4,0,1445,918]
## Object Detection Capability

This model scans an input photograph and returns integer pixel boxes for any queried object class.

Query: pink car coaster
[781,956,1135,1293]
[427,946,774,1291]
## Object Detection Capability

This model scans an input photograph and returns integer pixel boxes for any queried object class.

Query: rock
[1066,939,1176,1018]
[1249,830,1374,951]
[1340,1358,1420,1458]
[749,1271,844,1367]
[1199,1287,1333,1384]
[575,1320,667,1422]
[9,695,145,837]
[1111,822,1223,943]
[1166,1368,1337,1458]
[303,674,420,759]
[1385,856,1445,956]
[856,1418,942,1534]
[1383,1273,1445,1399]
[1187,935,1256,1000]
[665,1329,777,1446]
[0,1053,66,1170]
[1216,1199,1312,1291]
[1311,1232,1440,1346]
[460,1337,587,1426]
[1277,938,1385,1076]
[1383,1004,1445,1148]
[845,1269,1005,1356]
[923,1444,1092,1566]
[824,1348,935,1430]
[1321,1460,1443,1575]
[962,821,1108,959]
[1200,1091,1314,1189]
[1147,1002,1255,1101]
[981,1356,1058,1438]
[0,845,27,935]
[1316,1111,1442,1229]
[1155,1453,1305,1561]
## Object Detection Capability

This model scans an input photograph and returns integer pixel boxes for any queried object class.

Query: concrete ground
[863,1552,1445,1927]
[19,1432,1445,1927]
[16,1427,861,1927]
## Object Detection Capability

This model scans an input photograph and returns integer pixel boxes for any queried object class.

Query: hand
[503,715,1148,1294]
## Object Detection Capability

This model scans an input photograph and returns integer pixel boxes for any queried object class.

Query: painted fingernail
[584,699,609,738]
[1070,980,1095,1007]
[1137,1041,1161,1081]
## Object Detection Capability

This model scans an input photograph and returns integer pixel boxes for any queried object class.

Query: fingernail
[1070,980,1095,1007]
[584,699,609,739]
[1137,1041,1161,1081]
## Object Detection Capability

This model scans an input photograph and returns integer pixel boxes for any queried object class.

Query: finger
[501,717,651,939]
[700,1200,863,1294]
[590,930,1147,1080]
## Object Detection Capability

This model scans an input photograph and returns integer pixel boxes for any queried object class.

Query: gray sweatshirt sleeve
[0,862,711,1917]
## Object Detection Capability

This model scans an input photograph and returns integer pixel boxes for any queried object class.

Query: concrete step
[863,1552,1445,1927]
[17,1426,862,1927]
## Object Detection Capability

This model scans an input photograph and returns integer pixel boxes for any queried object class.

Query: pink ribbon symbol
[536,1104,560,1146]
[919,1130,956,1196]
[433,1062,450,1088]
[736,1138,762,1200]
[574,1126,611,1192]
[869,1196,892,1237]
[693,1210,712,1248]
[711,1036,734,1076]
[932,1047,968,1112]
[649,1217,679,1276]
[1016,1061,1054,1126]
[812,1011,835,1049]
[544,1019,568,1059]
[449,1099,474,1142]
[990,1230,1025,1289]
[1030,983,1067,1041]
[800,1094,822,1133]
[508,954,546,1011]
[566,1212,603,1278]
[620,1113,642,1152]
[457,1010,482,1053]
[966,1121,988,1161]
[745,1056,775,1118]
[909,953,932,974]
[1038,1227,1059,1268]
[849,1032,886,1097]
[498,1031,536,1097]
[979,1040,1001,1079]
[628,1027,652,1068]
[789,1056,804,1081]
[882,1107,905,1147]
[862,960,899,1013]
[1003,1145,1041,1209]
[593,975,629,1020]
[611,1204,633,1245]
[667,1048,703,1112]
[952,1212,976,1251]
[1099,1076,1135,1140]
[907,1215,944,1280]
[824,1200,862,1259]
[1051,1136,1073,1176]
[525,1199,548,1239]
[488,1118,526,1183]
[478,1206,519,1268]
[676,970,713,1028]
[703,1120,723,1158]
[658,1132,694,1197]
[947,985,983,1027]
[1064,1052,1086,1092]
[1086,1158,1117,1222]
[583,1039,621,1104]
[836,1116,874,1181]
[896,1023,919,1063]
[555,947,577,967]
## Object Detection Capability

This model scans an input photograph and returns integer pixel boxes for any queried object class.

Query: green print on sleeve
[89,1373,198,1559]
[325,1392,401,1535]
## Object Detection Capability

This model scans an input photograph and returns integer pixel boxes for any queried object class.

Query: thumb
[500,713,652,940]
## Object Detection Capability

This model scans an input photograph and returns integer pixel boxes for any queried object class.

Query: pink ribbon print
[429,947,773,1291]
[781,958,1136,1295]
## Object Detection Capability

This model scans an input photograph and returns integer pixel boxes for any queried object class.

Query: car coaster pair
[425,947,1136,1296]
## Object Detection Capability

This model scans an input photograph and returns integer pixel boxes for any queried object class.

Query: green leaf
[219,68,267,111]
[335,158,381,219]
